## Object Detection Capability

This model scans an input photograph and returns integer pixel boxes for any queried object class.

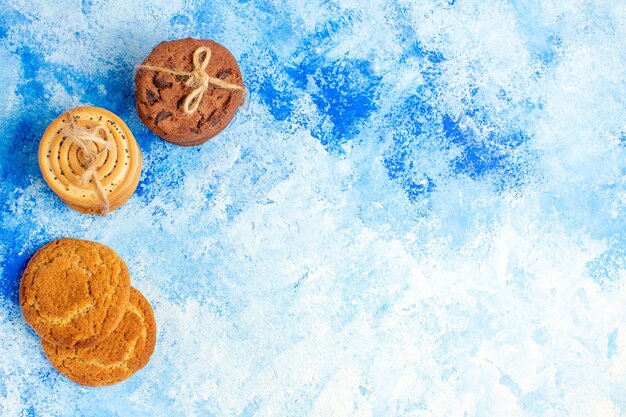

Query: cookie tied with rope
[135,38,246,146]
[38,107,142,215]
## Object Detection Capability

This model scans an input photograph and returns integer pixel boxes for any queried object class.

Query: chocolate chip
[176,97,186,109]
[155,111,172,123]
[221,95,232,110]
[211,115,220,126]
[154,77,172,89]
[146,89,160,105]
[216,70,232,80]
[205,109,216,124]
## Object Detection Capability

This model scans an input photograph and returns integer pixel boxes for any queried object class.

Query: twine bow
[137,46,245,115]
[61,115,113,216]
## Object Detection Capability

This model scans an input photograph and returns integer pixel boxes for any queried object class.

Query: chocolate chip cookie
[135,38,245,146]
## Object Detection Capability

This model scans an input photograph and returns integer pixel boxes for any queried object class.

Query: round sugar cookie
[20,238,131,348]
[42,288,157,386]
[38,106,142,215]
[135,38,245,146]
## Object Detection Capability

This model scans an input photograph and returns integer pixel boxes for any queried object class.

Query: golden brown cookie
[42,288,157,386]
[20,238,131,348]
[38,106,142,215]
[135,38,245,146]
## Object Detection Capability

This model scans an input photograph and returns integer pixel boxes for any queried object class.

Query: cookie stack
[38,107,142,215]
[23,37,248,386]
[20,238,156,386]
[135,38,246,146]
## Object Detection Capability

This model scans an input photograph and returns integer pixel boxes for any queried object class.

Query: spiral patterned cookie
[42,288,157,386]
[38,107,142,215]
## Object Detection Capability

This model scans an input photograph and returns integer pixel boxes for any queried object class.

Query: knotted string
[61,114,113,216]
[137,46,245,115]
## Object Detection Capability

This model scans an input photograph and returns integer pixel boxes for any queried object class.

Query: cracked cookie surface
[135,38,244,146]
[20,238,131,348]
[42,288,157,386]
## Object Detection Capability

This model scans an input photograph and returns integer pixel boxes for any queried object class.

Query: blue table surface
[1,0,625,416]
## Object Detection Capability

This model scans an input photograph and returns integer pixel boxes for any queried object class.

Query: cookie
[39,106,142,215]
[20,238,131,348]
[42,288,157,386]
[135,38,245,146]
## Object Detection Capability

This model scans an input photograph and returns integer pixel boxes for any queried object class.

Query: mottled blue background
[1,0,625,416]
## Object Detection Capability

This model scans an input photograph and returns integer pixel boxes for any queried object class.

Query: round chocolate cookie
[135,38,245,146]
[42,288,157,386]
[20,238,131,348]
